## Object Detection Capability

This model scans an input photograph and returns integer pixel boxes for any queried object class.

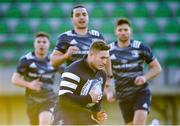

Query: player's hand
[91,111,107,124]
[134,76,146,85]
[28,79,42,91]
[96,111,107,124]
[106,91,116,103]
[89,88,102,103]
[65,46,79,58]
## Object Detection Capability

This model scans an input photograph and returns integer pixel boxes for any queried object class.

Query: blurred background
[0,0,180,125]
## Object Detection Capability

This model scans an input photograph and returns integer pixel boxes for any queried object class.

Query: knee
[39,111,53,125]
[133,110,147,125]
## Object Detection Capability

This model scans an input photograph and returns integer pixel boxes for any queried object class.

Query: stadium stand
[46,5,65,18]
[0,1,179,72]
[14,21,31,33]
[26,6,44,18]
[131,4,150,17]
[153,3,172,17]
[90,4,107,17]
[111,5,128,17]
[0,22,9,34]
[143,20,160,33]
[163,19,180,33]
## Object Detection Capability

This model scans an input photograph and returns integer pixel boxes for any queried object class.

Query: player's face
[72,7,89,29]
[92,51,109,70]
[115,24,131,42]
[34,36,50,55]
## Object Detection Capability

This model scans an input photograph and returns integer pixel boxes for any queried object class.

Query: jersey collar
[115,40,133,48]
[32,51,49,61]
[72,29,90,37]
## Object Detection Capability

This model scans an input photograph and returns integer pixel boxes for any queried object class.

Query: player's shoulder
[131,39,143,48]
[109,41,118,50]
[66,59,83,72]
[132,39,151,51]
[58,30,76,39]
[18,52,34,65]
[88,29,102,37]
[20,52,34,61]
[62,60,83,82]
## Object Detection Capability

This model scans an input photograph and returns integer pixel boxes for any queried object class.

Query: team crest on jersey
[29,62,37,68]
[47,63,55,70]
[121,59,128,64]
[131,50,139,58]
[70,39,78,45]
[38,69,45,74]
[110,54,117,60]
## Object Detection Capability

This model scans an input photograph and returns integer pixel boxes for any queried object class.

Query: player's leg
[26,103,39,125]
[118,99,134,125]
[133,109,148,125]
[38,100,55,125]
[133,89,151,125]
[39,110,53,125]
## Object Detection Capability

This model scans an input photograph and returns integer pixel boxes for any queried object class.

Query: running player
[50,5,104,67]
[53,40,110,125]
[11,32,58,125]
[108,18,162,125]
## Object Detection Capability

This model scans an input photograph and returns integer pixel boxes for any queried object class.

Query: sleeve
[54,34,71,53]
[58,69,92,106]
[91,101,102,115]
[141,43,156,64]
[16,57,29,76]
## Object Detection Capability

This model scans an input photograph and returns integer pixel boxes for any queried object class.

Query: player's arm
[91,110,107,125]
[50,34,79,68]
[12,72,31,88]
[11,72,42,91]
[58,72,100,106]
[59,86,100,106]
[50,46,79,68]
[104,51,116,102]
[50,50,69,68]
[135,59,161,85]
[12,57,42,91]
[135,44,162,85]
[143,58,161,81]
[91,91,108,124]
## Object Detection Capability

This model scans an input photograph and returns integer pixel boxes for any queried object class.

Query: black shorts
[26,96,57,125]
[118,89,151,124]
[53,104,98,125]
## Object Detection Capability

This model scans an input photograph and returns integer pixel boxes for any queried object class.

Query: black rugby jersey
[109,40,155,100]
[16,52,57,101]
[58,56,106,117]
[55,29,104,65]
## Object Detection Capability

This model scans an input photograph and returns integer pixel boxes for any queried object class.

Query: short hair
[116,18,131,27]
[89,40,110,52]
[71,5,87,17]
[35,32,49,39]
